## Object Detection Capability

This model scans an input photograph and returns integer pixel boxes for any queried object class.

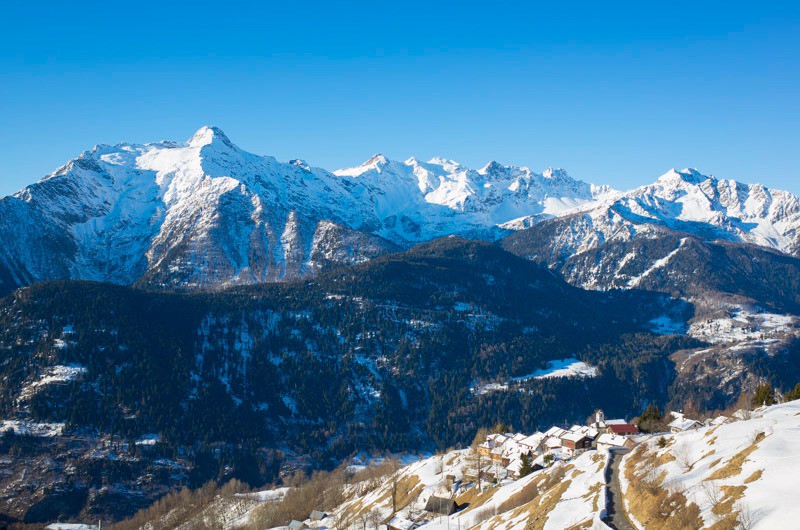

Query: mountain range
[3,126,799,296]
[2,126,800,524]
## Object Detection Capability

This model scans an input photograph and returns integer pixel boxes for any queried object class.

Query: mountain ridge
[1,126,799,296]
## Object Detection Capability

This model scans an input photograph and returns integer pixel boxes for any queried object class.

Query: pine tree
[752,384,776,407]
[518,452,534,477]
[788,383,800,402]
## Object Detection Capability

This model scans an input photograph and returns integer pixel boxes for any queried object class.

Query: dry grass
[522,479,573,530]
[707,432,765,481]
[584,481,603,513]
[496,478,540,513]
[455,480,499,513]
[655,450,676,467]
[700,449,716,461]
[712,485,746,517]
[623,444,704,529]
[744,469,763,484]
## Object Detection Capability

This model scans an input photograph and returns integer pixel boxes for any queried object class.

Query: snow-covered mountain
[0,127,798,294]
[503,168,800,297]
[573,168,800,257]
[0,126,604,293]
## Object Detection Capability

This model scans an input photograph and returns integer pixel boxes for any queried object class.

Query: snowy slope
[619,400,800,529]
[220,449,607,530]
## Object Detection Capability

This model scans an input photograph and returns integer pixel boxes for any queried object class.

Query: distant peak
[542,167,570,179]
[362,153,388,167]
[187,126,234,148]
[427,157,460,168]
[480,161,506,174]
[658,168,710,186]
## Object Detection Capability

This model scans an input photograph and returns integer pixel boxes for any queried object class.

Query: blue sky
[1,1,798,195]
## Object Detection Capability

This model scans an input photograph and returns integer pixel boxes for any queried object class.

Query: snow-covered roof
[596,433,629,447]
[710,415,731,425]
[604,419,628,426]
[544,426,566,437]
[545,437,562,448]
[568,425,599,439]
[561,431,588,443]
[669,417,701,431]
[520,432,544,448]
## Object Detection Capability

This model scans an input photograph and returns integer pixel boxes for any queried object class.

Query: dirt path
[602,448,636,530]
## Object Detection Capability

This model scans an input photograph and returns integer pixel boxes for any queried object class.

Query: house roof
[506,457,522,473]
[309,510,327,521]
[561,431,588,443]
[607,423,639,435]
[669,417,701,431]
[710,415,730,425]
[488,433,508,444]
[425,496,458,515]
[597,433,629,447]
[569,425,599,439]
[289,521,307,530]
[604,419,628,426]
[544,426,566,437]
[520,433,544,448]
[545,437,562,448]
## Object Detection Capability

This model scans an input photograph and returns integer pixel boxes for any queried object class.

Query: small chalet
[425,496,459,515]
[706,415,731,427]
[560,432,591,456]
[668,412,702,433]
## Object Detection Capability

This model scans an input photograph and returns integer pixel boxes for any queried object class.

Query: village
[279,407,720,530]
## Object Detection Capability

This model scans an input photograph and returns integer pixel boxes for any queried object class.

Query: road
[602,448,636,530]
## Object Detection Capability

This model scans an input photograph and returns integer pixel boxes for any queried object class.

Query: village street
[603,448,635,530]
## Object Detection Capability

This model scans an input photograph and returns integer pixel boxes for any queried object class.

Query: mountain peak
[187,126,234,148]
[364,153,388,166]
[480,160,506,174]
[542,167,570,180]
[657,168,710,186]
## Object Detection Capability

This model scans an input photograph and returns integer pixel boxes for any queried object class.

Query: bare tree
[391,473,398,514]
[367,508,383,530]
[735,500,755,530]
[329,511,349,530]
[674,442,693,472]
[700,480,723,514]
